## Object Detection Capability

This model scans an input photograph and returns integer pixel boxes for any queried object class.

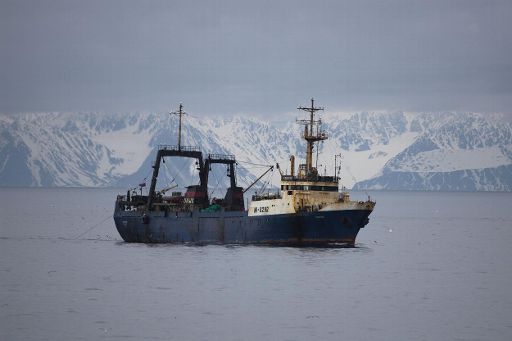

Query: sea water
[1,188,511,341]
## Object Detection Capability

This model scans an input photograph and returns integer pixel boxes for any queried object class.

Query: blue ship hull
[113,206,372,246]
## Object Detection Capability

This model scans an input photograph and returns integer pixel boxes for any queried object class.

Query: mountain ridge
[1,111,511,191]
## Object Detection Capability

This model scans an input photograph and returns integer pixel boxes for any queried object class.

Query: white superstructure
[248,98,373,217]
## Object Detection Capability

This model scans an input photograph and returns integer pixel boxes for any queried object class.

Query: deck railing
[157,145,201,152]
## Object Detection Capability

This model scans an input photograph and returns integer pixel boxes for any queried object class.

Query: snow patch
[93,122,152,175]
[392,145,512,172]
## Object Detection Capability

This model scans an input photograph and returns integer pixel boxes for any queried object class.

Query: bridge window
[284,185,338,192]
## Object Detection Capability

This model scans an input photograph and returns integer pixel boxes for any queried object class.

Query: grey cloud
[1,0,511,116]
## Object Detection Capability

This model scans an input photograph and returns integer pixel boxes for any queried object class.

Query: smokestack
[290,155,295,177]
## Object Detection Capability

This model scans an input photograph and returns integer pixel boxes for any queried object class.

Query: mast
[147,104,207,210]
[170,103,187,150]
[297,98,328,175]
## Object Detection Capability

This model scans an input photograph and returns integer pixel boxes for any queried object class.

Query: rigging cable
[257,167,274,195]
[237,159,273,168]
[344,164,370,197]
[162,158,179,189]
[72,214,112,240]
[208,166,223,198]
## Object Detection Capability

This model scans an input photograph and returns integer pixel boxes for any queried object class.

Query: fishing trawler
[114,99,375,246]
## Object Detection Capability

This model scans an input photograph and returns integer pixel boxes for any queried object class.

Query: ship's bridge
[249,175,342,216]
[280,174,338,190]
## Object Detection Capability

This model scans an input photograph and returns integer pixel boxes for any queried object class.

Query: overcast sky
[1,0,511,117]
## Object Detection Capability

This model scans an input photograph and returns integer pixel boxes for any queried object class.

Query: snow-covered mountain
[0,112,302,192]
[1,111,511,191]
[352,113,512,191]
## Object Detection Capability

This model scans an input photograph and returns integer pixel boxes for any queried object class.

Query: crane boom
[243,165,274,194]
